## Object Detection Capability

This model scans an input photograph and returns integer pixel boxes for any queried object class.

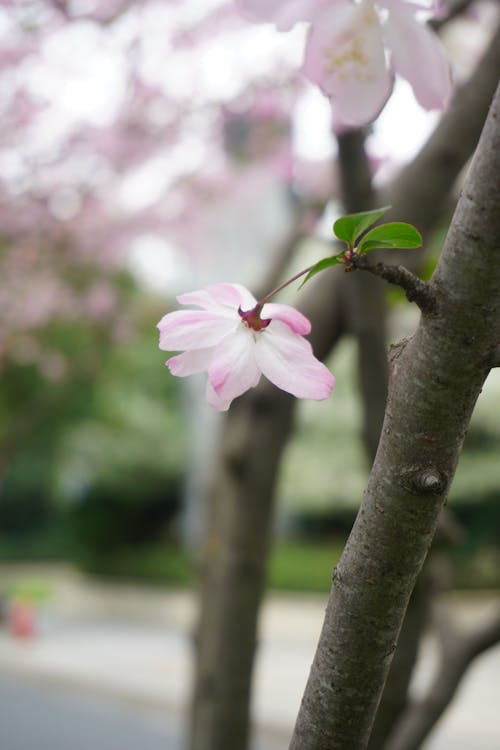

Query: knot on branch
[401,468,447,496]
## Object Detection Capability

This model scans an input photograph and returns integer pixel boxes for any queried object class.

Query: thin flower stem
[257,263,317,306]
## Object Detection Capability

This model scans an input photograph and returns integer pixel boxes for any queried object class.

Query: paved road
[0,673,182,750]
[0,673,288,750]
[0,567,499,750]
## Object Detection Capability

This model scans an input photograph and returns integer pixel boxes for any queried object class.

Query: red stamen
[238,305,271,331]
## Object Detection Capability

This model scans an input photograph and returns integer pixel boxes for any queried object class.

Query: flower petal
[237,0,330,31]
[205,283,258,311]
[166,347,215,377]
[208,325,261,409]
[176,289,224,310]
[302,0,393,127]
[157,310,238,351]
[255,320,334,400]
[261,302,311,334]
[206,380,230,412]
[177,283,257,312]
[382,2,451,110]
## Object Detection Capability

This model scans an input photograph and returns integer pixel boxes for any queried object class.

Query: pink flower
[304,0,451,126]
[157,283,334,411]
[239,0,451,127]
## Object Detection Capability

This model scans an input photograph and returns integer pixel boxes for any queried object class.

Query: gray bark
[289,82,500,750]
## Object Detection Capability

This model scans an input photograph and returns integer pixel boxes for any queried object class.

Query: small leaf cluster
[301,206,422,287]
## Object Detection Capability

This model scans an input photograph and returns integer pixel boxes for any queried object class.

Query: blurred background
[0,1,499,749]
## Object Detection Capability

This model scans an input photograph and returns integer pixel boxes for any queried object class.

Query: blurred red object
[8,601,36,638]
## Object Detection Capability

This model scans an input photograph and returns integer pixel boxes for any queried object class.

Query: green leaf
[356,222,422,254]
[298,255,345,290]
[333,206,391,246]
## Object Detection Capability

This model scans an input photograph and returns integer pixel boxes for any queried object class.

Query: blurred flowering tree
[1,2,500,750]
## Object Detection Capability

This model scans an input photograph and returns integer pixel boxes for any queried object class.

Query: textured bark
[367,567,434,750]
[385,609,500,750]
[289,83,500,750]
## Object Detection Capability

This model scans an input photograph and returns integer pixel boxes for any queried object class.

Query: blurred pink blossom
[240,0,451,126]
[158,283,334,411]
[85,281,117,320]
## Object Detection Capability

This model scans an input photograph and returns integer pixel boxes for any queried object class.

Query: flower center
[238,304,271,332]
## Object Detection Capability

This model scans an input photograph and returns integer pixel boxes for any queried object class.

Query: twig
[351,254,438,314]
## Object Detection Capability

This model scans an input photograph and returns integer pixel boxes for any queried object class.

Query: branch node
[402,468,447,496]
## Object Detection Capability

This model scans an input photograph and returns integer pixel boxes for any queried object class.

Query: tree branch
[351,255,437,313]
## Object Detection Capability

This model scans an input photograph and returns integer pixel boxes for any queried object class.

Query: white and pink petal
[255,320,334,400]
[261,302,311,334]
[302,0,393,127]
[205,380,231,412]
[157,310,238,351]
[166,347,215,377]
[177,283,257,313]
[207,326,261,410]
[382,2,451,110]
[205,283,258,312]
[237,0,330,31]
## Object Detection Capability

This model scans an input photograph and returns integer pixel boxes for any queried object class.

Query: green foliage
[299,207,421,290]
[356,222,422,253]
[299,254,345,289]
[0,269,186,556]
[6,579,52,604]
[333,206,391,245]
[77,542,193,587]
[71,473,182,557]
[267,541,344,593]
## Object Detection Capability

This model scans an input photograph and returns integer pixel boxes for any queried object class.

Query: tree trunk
[289,82,500,750]
[188,386,295,750]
